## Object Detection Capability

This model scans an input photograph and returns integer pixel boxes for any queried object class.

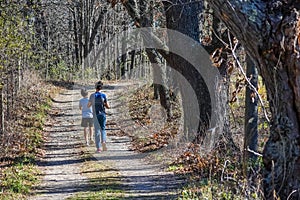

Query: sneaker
[96,148,101,153]
[86,142,89,146]
[102,143,107,151]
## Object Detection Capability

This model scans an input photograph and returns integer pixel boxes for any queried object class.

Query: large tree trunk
[202,3,235,147]
[162,0,211,136]
[207,1,300,199]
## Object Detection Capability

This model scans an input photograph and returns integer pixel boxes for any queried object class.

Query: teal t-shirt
[89,92,107,115]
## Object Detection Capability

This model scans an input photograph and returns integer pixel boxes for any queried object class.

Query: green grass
[32,101,51,130]
[68,190,123,200]
[179,181,235,200]
[168,164,184,172]
[178,175,263,200]
[0,163,40,199]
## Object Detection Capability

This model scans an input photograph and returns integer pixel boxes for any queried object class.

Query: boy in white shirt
[79,88,93,146]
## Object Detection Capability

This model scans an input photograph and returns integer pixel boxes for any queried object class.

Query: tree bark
[202,2,234,144]
[72,9,80,65]
[129,50,135,79]
[206,1,300,199]
[147,49,171,118]
[0,80,3,136]
[163,0,211,136]
[244,55,259,162]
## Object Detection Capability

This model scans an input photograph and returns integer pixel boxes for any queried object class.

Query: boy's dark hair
[81,88,88,97]
[95,81,103,90]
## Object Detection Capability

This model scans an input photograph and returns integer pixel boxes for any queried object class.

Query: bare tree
[0,1,32,135]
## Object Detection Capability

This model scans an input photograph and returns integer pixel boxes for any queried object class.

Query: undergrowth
[128,83,266,199]
[128,84,181,152]
[173,141,264,199]
[0,72,61,199]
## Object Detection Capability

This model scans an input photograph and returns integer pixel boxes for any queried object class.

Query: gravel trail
[30,81,185,200]
[30,88,88,200]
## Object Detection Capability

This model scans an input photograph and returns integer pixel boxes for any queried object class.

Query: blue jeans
[94,113,106,149]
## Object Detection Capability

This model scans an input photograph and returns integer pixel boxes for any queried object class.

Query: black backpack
[94,92,105,114]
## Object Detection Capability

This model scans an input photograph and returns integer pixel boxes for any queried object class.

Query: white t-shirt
[79,97,93,118]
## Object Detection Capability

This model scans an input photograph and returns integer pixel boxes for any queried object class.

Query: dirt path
[30,81,186,200]
[30,88,88,200]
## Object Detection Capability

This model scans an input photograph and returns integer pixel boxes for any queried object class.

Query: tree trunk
[244,55,259,164]
[72,9,80,66]
[129,50,135,79]
[207,1,300,199]
[163,0,211,136]
[121,36,127,78]
[146,49,171,119]
[201,2,234,146]
[0,80,3,136]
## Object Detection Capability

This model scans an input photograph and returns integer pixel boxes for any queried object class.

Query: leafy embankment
[0,73,65,199]
[174,143,263,199]
[127,84,265,199]
[128,84,181,152]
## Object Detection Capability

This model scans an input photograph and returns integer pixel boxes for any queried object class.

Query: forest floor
[29,80,188,200]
